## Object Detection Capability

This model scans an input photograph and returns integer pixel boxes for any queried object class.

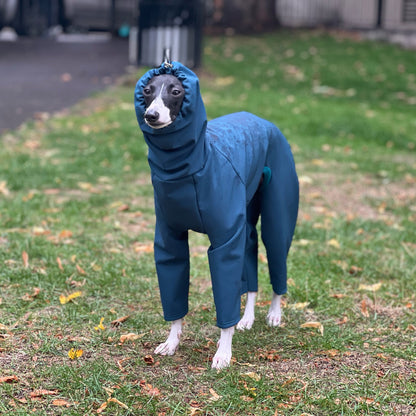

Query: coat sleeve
[207,219,246,328]
[154,198,190,322]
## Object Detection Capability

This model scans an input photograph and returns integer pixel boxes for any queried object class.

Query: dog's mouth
[144,113,176,130]
[144,119,173,129]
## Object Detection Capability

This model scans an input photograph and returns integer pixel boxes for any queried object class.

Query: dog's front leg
[154,319,183,356]
[212,326,235,369]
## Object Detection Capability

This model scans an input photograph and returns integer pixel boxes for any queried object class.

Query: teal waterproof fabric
[135,62,299,328]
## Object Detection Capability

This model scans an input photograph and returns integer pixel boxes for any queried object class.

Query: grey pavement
[0,35,131,134]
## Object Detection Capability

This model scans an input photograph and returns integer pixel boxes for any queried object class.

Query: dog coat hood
[134,62,207,180]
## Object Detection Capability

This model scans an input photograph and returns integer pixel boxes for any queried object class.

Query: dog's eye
[143,88,151,95]
[172,89,182,96]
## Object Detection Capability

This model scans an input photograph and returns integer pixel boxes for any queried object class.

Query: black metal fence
[137,0,204,68]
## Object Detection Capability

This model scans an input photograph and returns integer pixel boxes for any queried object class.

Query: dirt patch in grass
[300,172,416,222]
[266,350,416,414]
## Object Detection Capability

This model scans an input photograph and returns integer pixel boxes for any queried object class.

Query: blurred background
[2,1,416,40]
[1,0,415,132]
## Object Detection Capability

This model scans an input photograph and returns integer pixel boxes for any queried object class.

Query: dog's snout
[145,110,160,123]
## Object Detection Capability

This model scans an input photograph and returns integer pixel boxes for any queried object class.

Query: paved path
[0,36,130,133]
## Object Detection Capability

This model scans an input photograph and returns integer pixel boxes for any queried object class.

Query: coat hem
[164,310,188,322]
[216,317,240,329]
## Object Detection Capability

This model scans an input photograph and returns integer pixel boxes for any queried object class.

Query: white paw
[212,351,232,369]
[236,315,254,331]
[154,319,182,356]
[266,311,281,327]
[154,339,179,356]
[211,327,234,370]
[267,294,282,327]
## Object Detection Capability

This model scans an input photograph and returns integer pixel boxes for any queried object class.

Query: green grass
[1,30,416,415]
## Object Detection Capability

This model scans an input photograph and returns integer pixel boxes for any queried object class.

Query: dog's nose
[145,111,160,123]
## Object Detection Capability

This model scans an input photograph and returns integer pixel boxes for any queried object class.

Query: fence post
[376,0,383,28]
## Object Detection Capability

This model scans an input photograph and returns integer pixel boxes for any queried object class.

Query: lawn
[1,30,415,415]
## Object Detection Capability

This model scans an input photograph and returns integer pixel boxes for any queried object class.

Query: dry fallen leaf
[190,407,203,415]
[117,204,130,212]
[108,398,129,409]
[96,401,108,413]
[243,372,261,381]
[360,299,370,317]
[67,278,86,288]
[298,175,313,185]
[76,264,86,275]
[21,287,40,301]
[30,389,58,398]
[59,291,82,305]
[134,243,154,253]
[301,321,324,335]
[320,349,339,357]
[144,355,155,365]
[240,395,254,402]
[52,399,73,407]
[94,317,105,331]
[349,265,363,275]
[56,257,64,271]
[139,380,161,397]
[208,388,222,401]
[111,315,130,327]
[77,182,93,191]
[214,76,235,87]
[0,375,19,383]
[297,239,312,246]
[331,293,346,299]
[257,349,280,361]
[91,263,102,271]
[117,357,132,372]
[289,302,310,310]
[359,282,382,292]
[68,348,83,360]
[336,316,348,325]
[259,252,268,263]
[22,251,29,268]
[0,180,10,196]
[120,333,145,343]
[356,396,377,405]
[312,158,325,166]
[187,365,207,373]
[327,238,340,249]
[59,230,73,239]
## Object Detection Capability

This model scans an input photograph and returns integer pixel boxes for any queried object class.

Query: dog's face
[142,74,185,129]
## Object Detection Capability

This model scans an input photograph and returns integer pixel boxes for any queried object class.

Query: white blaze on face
[145,83,172,129]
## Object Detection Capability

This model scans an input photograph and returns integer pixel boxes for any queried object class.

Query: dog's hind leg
[212,326,235,369]
[267,293,282,327]
[237,291,257,330]
[261,132,299,327]
[154,319,183,356]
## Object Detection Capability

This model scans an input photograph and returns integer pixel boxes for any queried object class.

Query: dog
[134,61,299,369]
